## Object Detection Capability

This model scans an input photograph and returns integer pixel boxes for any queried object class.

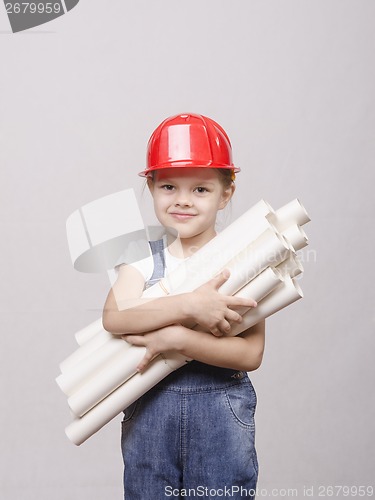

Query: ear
[146,176,154,195]
[219,183,235,210]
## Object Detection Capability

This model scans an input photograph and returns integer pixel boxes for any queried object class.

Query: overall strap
[145,239,166,289]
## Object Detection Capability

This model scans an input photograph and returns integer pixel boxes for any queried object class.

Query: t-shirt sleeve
[114,241,154,283]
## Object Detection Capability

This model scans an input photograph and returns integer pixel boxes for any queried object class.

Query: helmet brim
[138,163,241,177]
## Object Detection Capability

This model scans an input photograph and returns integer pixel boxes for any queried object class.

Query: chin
[174,230,198,240]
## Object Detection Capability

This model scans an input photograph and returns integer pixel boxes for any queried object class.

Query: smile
[169,213,197,220]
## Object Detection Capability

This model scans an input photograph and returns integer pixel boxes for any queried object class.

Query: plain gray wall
[1,1,374,499]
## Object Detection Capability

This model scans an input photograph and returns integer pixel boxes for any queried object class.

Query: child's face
[147,167,234,242]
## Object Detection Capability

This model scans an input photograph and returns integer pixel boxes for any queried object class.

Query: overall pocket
[122,398,141,423]
[224,380,257,428]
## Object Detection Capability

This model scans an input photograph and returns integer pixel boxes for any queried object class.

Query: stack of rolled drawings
[57,198,310,445]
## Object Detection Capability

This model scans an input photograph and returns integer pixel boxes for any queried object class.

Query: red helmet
[138,113,240,177]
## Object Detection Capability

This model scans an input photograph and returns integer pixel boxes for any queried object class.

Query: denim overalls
[121,240,259,499]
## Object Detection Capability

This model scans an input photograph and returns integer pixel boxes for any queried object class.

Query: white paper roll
[229,276,303,336]
[234,267,284,304]
[282,224,308,252]
[56,337,131,396]
[59,330,113,373]
[67,345,150,417]
[74,318,103,346]
[266,198,310,232]
[217,229,289,296]
[276,252,303,278]
[65,352,189,446]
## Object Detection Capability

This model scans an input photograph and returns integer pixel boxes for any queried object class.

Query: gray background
[1,1,374,499]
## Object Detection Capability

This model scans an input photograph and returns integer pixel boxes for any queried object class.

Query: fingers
[210,269,231,290]
[137,350,154,372]
[227,295,257,309]
[210,326,224,337]
[122,336,153,372]
[225,309,243,324]
[211,318,232,337]
[122,334,161,373]
[122,335,146,346]
[210,304,254,335]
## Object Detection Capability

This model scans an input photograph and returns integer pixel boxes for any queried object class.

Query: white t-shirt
[115,234,186,283]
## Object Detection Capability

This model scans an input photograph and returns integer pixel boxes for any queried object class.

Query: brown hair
[216,169,235,189]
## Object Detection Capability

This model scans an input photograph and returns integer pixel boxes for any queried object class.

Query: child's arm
[123,320,266,373]
[102,265,257,338]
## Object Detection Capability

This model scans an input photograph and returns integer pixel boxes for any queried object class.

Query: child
[102,113,265,500]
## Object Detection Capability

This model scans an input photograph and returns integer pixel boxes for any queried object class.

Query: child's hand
[122,324,185,372]
[188,269,257,337]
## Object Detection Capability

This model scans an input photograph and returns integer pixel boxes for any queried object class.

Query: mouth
[169,212,197,220]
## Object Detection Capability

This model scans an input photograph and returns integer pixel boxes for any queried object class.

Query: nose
[174,190,193,207]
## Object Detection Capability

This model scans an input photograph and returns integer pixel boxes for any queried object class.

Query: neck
[166,228,217,258]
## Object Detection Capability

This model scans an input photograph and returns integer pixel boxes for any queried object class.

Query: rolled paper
[267,199,310,232]
[67,345,150,417]
[65,266,285,442]
[234,267,283,306]
[59,330,113,373]
[61,198,310,444]
[276,252,303,278]
[144,199,274,297]
[62,206,285,370]
[67,263,284,417]
[75,318,103,346]
[217,228,290,296]
[56,337,131,396]
[228,275,303,336]
[60,267,284,399]
[66,189,151,273]
[221,267,284,318]
[64,277,303,444]
[65,231,289,417]
[282,224,308,252]
[64,199,295,356]
[65,351,189,446]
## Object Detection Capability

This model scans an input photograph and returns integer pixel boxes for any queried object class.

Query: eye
[194,186,209,194]
[160,184,175,191]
